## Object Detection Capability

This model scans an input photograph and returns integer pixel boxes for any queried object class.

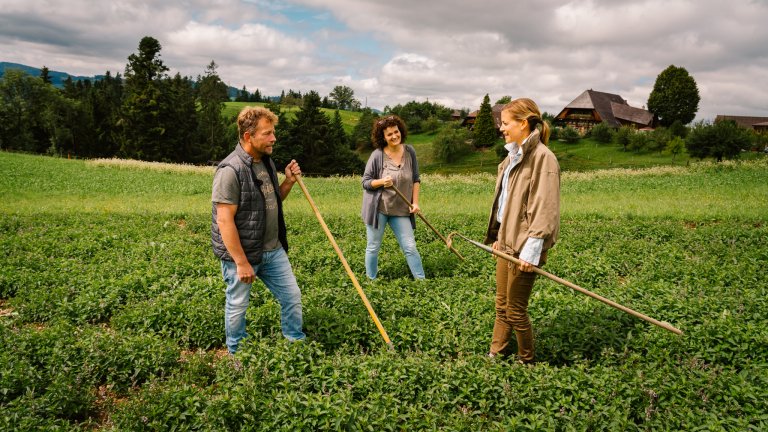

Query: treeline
[0,37,235,165]
[557,119,766,162]
[0,35,470,176]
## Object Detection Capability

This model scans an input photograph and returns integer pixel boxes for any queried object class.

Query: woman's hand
[518,260,534,273]
[409,203,420,214]
[376,176,393,188]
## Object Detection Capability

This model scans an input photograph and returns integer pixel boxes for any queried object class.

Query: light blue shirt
[496,134,544,266]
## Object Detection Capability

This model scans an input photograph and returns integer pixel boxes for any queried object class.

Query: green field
[223,102,362,134]
[2,152,767,430]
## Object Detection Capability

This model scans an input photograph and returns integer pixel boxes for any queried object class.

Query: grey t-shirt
[378,149,414,216]
[212,161,280,251]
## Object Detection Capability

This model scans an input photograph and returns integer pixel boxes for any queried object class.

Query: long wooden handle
[454,233,683,335]
[389,184,465,261]
[294,174,394,350]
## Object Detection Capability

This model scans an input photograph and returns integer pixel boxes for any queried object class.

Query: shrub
[432,123,473,163]
[686,120,754,161]
[560,126,581,143]
[590,122,614,144]
[614,126,634,151]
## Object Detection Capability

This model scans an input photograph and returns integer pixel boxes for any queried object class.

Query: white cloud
[1,0,767,120]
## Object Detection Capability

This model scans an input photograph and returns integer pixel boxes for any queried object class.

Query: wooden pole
[294,174,394,350]
[451,233,683,335]
[389,184,465,261]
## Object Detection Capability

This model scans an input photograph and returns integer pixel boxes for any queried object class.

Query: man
[211,106,305,354]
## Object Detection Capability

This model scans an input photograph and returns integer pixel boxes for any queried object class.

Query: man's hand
[237,262,256,284]
[284,159,301,183]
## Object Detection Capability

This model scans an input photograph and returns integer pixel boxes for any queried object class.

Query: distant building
[714,115,768,134]
[554,89,656,134]
[461,104,505,130]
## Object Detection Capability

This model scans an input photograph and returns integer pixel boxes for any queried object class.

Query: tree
[686,120,753,162]
[433,122,473,163]
[235,86,249,102]
[665,136,686,161]
[560,125,581,144]
[163,73,198,162]
[329,109,351,151]
[473,94,497,148]
[647,65,700,127]
[39,66,52,85]
[668,119,688,138]
[329,85,357,111]
[614,126,634,151]
[0,69,64,152]
[387,100,453,134]
[281,91,363,175]
[495,95,512,105]
[648,128,672,153]
[119,36,170,161]
[279,91,329,173]
[590,122,613,144]
[196,60,229,162]
[350,108,376,150]
[89,71,123,157]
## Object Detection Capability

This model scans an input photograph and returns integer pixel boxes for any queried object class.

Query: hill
[0,61,242,97]
[0,61,105,88]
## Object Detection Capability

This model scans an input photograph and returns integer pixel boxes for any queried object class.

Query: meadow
[1,151,767,430]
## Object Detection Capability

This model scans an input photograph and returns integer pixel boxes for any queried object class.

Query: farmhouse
[461,104,505,130]
[554,89,655,134]
[714,115,768,134]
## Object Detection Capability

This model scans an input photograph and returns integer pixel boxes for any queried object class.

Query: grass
[3,152,766,221]
[1,151,767,429]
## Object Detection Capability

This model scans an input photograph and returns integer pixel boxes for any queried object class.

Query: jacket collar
[234,143,254,166]
[501,129,541,168]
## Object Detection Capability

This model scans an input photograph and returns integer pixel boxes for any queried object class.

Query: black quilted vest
[211,144,288,264]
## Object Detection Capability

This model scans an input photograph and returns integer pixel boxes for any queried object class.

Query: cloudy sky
[2,0,767,120]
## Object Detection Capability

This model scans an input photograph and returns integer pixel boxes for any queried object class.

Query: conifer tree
[164,73,198,162]
[473,94,497,148]
[330,109,350,151]
[119,36,169,161]
[196,61,229,162]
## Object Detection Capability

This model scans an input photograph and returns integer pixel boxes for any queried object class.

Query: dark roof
[715,115,768,128]
[611,102,654,126]
[464,104,505,127]
[562,90,626,126]
[556,89,654,127]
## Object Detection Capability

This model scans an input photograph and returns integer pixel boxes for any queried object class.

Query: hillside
[0,61,242,96]
[0,61,106,88]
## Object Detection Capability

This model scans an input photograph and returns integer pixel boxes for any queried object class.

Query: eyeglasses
[377,115,395,126]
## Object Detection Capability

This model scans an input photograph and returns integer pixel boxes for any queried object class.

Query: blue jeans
[221,248,305,354]
[365,213,425,280]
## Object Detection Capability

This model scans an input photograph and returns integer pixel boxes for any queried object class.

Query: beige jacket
[484,129,560,257]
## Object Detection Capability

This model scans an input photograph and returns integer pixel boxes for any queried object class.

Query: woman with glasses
[361,115,425,280]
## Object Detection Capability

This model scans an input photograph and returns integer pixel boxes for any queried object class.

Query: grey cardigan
[361,145,420,229]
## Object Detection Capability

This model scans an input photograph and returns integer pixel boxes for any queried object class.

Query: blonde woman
[485,98,560,364]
